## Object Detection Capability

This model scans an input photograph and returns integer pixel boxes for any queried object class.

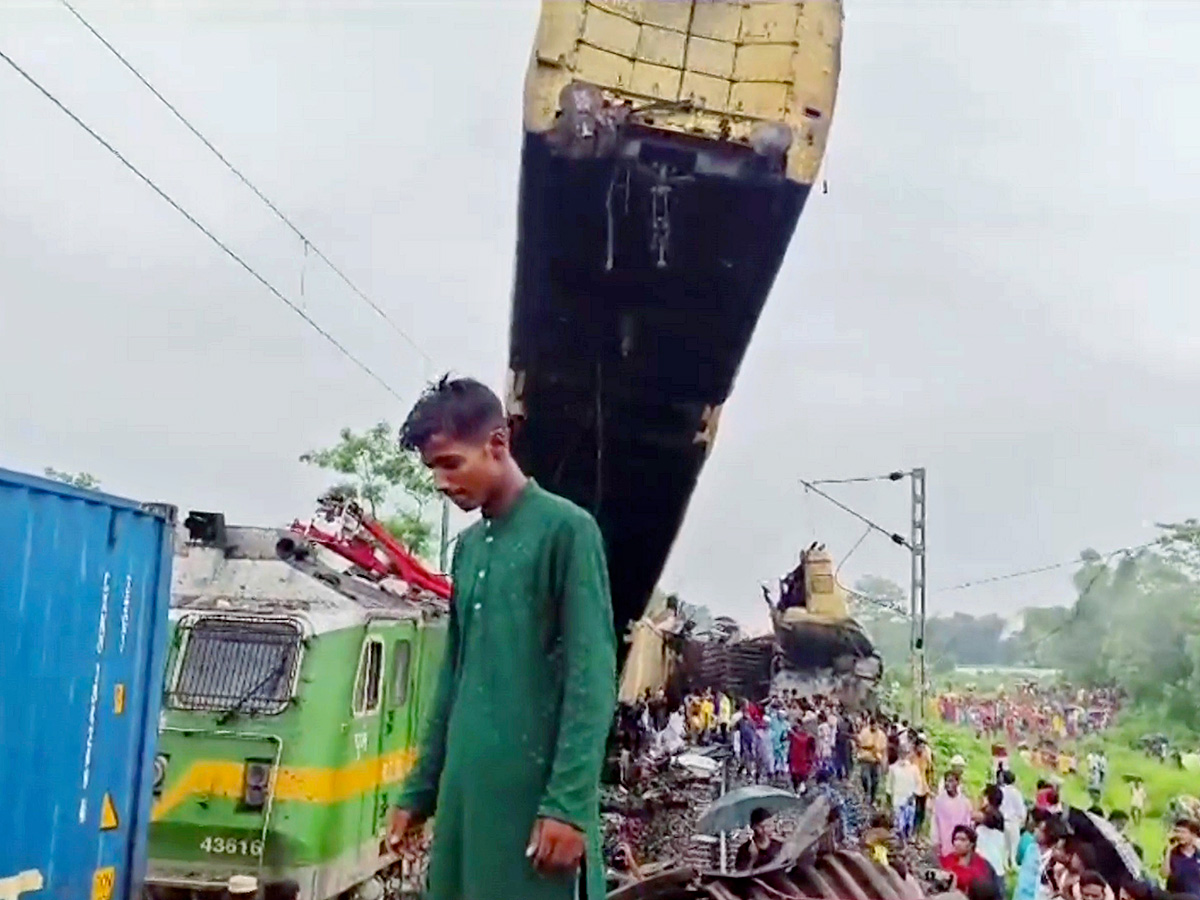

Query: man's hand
[386,807,426,857]
[526,818,585,874]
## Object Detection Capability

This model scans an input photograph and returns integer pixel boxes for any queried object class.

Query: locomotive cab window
[170,617,302,716]
[392,639,412,706]
[354,638,384,715]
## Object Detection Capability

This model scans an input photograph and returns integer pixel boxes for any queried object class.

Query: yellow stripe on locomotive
[145,522,448,900]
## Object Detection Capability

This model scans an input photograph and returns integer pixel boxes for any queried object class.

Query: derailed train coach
[144,515,448,900]
[622,545,881,705]
[509,0,845,650]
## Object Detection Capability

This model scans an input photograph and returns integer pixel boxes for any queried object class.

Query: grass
[922,719,1190,870]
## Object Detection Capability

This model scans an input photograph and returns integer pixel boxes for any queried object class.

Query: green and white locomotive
[144,513,448,900]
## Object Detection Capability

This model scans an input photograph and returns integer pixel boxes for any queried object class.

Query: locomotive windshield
[169,617,302,716]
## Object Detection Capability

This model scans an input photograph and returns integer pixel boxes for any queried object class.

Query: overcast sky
[2,1,1197,630]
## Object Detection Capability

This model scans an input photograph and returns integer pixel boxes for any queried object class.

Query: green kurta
[395,480,617,900]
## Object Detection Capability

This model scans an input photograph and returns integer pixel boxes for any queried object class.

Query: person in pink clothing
[931,771,975,857]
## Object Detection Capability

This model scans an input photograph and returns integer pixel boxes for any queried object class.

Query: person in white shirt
[1089,751,1108,804]
[1000,770,1027,867]
[659,709,686,755]
[974,808,1009,879]
[897,724,913,758]
[1130,779,1146,824]
[888,748,923,841]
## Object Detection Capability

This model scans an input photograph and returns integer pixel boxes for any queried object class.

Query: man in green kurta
[388,377,617,900]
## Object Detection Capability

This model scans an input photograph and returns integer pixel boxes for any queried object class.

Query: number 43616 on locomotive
[143,512,449,900]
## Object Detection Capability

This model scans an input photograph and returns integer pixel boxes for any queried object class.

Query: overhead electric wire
[846,587,908,618]
[57,0,433,366]
[835,524,873,578]
[800,478,910,549]
[845,537,1156,656]
[808,471,909,486]
[0,47,404,402]
[1023,543,1149,652]
[850,542,1151,633]
[931,540,1158,595]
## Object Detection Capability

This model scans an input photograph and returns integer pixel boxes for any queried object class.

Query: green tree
[853,576,1034,671]
[1155,519,1200,579]
[1010,606,1072,667]
[380,513,436,561]
[44,468,100,489]
[1012,532,1200,730]
[301,422,442,560]
[925,612,1012,667]
[852,575,907,613]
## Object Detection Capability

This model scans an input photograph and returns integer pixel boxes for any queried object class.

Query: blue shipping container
[0,468,175,900]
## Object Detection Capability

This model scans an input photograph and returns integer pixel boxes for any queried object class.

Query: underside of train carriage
[510,127,811,644]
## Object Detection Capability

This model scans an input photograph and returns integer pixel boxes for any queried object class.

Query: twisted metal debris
[607,788,963,900]
[608,846,964,900]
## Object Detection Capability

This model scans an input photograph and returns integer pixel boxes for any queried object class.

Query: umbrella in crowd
[1067,807,1142,885]
[696,785,805,835]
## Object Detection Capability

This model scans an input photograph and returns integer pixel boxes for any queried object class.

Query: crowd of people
[612,684,1200,900]
[937,684,1123,744]
[615,689,951,867]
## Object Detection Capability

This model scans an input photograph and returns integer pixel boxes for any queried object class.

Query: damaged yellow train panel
[680,70,731,112]
[639,0,693,32]
[636,24,688,69]
[740,2,800,43]
[630,59,683,100]
[525,0,844,185]
[689,2,743,42]
[582,4,642,57]
[684,34,736,79]
[733,42,795,82]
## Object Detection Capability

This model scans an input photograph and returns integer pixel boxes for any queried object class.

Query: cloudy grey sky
[2,1,1197,630]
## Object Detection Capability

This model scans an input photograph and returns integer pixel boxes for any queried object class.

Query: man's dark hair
[1037,779,1050,790]
[1079,871,1108,891]
[1002,770,1017,786]
[952,824,977,845]
[750,807,771,828]
[1088,805,1105,817]
[981,809,1004,832]
[1042,815,1070,843]
[1118,877,1153,900]
[985,784,1004,810]
[398,376,505,451]
[1178,818,1200,836]
[1109,810,1128,824]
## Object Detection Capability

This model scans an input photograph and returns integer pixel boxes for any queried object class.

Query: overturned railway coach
[509,0,844,645]
[145,516,448,900]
